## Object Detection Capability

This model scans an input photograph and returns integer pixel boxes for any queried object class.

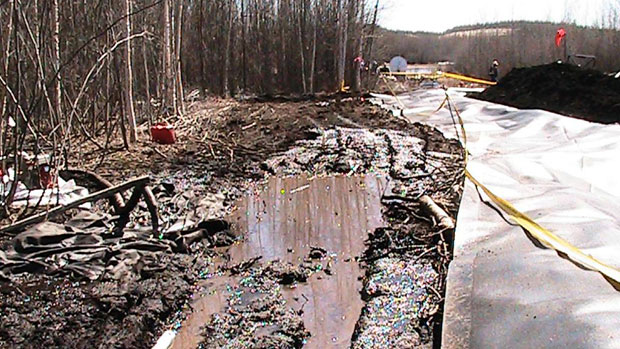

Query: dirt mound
[474,63,620,124]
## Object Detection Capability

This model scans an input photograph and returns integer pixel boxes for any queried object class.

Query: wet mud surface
[0,95,465,348]
[474,63,620,124]
[229,175,385,348]
[172,175,386,348]
[172,126,464,348]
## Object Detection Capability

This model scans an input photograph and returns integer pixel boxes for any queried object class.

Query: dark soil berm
[473,63,620,124]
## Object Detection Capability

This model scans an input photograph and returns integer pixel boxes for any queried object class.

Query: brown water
[171,175,386,348]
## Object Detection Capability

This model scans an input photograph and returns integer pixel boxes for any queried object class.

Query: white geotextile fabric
[9,177,90,209]
[372,89,620,348]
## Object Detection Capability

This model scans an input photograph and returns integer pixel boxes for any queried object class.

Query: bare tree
[174,0,185,114]
[161,0,175,114]
[337,0,350,90]
[0,0,377,211]
[222,0,234,98]
[124,0,138,143]
[297,1,308,94]
[53,0,62,127]
[353,0,366,92]
[309,0,318,93]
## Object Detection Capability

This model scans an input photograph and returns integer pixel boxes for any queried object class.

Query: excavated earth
[474,62,620,124]
[0,95,464,348]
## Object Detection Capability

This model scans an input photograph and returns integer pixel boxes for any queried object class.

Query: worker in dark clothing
[489,59,499,82]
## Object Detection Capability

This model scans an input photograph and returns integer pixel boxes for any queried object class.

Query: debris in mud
[265,261,311,285]
[175,174,386,348]
[353,260,440,349]
[0,95,466,348]
[0,212,232,281]
[0,172,235,348]
[199,262,312,349]
[474,63,620,124]
[352,203,453,349]
[179,118,463,348]
[341,122,463,348]
[364,259,440,304]
[0,252,215,348]
[308,247,327,260]
[230,258,329,286]
[264,127,459,199]
[196,254,348,348]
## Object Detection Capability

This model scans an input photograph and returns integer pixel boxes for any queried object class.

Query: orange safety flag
[555,28,566,47]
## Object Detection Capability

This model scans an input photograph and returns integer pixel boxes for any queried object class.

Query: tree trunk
[53,0,62,129]
[142,25,151,125]
[297,1,307,94]
[114,54,130,149]
[241,0,247,92]
[222,0,233,98]
[309,1,317,93]
[198,0,206,91]
[337,0,349,91]
[353,0,365,93]
[4,1,21,211]
[162,0,175,115]
[105,11,111,138]
[124,0,137,143]
[0,0,15,173]
[366,0,379,59]
[175,0,185,114]
[279,0,287,89]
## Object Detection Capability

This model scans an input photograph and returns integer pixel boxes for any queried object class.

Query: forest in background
[372,20,620,78]
[0,0,378,211]
[1,0,620,213]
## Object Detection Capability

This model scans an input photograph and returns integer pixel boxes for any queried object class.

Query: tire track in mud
[171,121,464,348]
[0,97,463,349]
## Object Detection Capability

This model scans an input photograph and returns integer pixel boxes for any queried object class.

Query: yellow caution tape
[442,72,497,86]
[381,71,497,86]
[380,75,406,110]
[444,95,620,285]
[465,170,620,284]
[379,79,620,285]
[415,95,448,117]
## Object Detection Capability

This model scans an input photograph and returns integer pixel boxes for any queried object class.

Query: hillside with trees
[372,21,620,78]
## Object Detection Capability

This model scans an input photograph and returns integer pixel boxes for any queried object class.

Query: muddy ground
[473,62,620,124]
[0,95,464,348]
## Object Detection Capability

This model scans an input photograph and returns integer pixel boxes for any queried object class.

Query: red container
[151,123,176,144]
[38,164,55,189]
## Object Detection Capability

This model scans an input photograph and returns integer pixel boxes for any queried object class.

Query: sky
[378,0,614,33]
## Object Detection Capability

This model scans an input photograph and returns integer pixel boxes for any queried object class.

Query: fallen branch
[63,169,125,211]
[143,186,160,234]
[419,195,454,230]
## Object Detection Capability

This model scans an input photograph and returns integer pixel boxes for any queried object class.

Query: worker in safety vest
[489,59,499,82]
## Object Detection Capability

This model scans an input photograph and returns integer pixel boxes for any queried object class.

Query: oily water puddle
[171,174,387,348]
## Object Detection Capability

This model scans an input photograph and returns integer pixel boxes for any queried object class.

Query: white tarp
[372,89,620,348]
[6,176,90,209]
